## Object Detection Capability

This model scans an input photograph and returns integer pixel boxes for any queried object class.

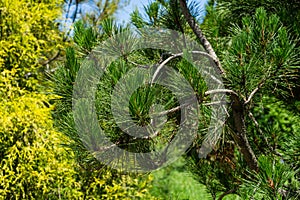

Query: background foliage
[1,0,299,199]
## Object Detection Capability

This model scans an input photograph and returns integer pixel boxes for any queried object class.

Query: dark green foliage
[239,156,299,199]
[204,0,300,39]
[131,0,202,32]
[50,0,300,199]
[131,0,300,199]
[186,1,300,199]
[50,21,155,198]
[223,8,299,98]
[74,21,98,53]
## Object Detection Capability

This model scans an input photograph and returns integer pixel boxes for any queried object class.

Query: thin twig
[64,0,80,40]
[151,51,220,84]
[151,53,181,84]
[203,101,228,106]
[205,89,238,97]
[153,99,196,117]
[244,81,265,105]
[218,188,238,200]
[248,112,282,156]
[96,0,110,24]
[41,50,61,66]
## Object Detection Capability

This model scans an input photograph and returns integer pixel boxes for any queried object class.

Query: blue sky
[115,0,208,24]
[62,0,149,27]
[115,0,151,24]
[61,0,208,32]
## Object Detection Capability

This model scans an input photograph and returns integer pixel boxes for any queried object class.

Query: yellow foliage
[85,172,155,200]
[0,71,155,199]
[0,73,81,199]
[0,0,65,88]
[0,1,155,199]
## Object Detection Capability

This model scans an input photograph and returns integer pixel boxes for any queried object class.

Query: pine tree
[50,0,300,199]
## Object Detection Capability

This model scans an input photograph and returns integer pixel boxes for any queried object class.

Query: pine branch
[205,89,238,96]
[179,0,224,74]
[179,0,259,171]
[244,81,265,105]
[151,50,222,84]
